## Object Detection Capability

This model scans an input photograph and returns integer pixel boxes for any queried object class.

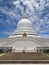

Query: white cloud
[0,9,16,25]
[13,0,20,5]
[29,0,39,9]
[2,31,13,36]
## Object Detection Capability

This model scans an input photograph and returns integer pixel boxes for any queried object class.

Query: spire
[22,9,28,18]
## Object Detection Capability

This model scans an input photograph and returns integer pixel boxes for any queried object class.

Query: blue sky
[0,0,49,38]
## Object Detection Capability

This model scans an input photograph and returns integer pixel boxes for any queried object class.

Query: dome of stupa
[17,19,32,28]
[13,18,36,35]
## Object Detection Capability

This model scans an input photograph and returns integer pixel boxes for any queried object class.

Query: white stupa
[8,12,47,52]
[0,12,49,52]
[10,12,39,38]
